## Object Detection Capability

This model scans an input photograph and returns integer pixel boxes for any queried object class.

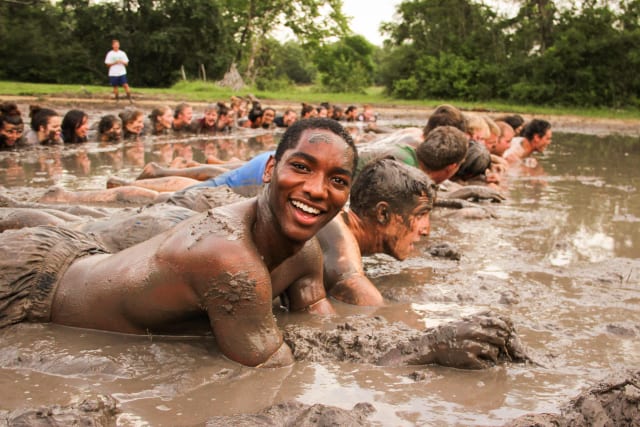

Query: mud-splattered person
[318,158,436,306]
[0,117,358,368]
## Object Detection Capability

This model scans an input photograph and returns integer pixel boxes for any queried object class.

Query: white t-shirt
[105,50,129,77]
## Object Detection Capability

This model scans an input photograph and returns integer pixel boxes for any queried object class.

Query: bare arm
[317,219,384,306]
[161,218,295,367]
[272,239,336,314]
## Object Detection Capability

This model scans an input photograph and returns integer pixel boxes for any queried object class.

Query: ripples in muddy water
[1,107,639,426]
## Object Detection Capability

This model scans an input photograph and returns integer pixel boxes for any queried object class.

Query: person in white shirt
[104,39,132,103]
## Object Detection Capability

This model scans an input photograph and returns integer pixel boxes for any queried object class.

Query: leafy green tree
[506,0,640,106]
[250,39,317,90]
[221,0,349,83]
[379,0,507,100]
[0,1,86,83]
[314,35,375,93]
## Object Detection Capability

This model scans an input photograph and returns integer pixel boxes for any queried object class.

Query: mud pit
[0,98,639,426]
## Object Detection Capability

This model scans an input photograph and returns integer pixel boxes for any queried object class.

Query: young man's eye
[291,162,309,172]
[331,176,350,187]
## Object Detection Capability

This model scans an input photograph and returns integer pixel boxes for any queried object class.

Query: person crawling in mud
[318,158,435,306]
[0,118,357,368]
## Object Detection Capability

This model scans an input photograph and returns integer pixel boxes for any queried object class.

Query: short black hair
[522,119,551,140]
[275,117,358,176]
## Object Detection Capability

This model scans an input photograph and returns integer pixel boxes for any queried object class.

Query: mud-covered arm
[317,220,384,306]
[272,239,335,315]
[376,312,529,369]
[197,255,294,368]
[438,185,505,203]
[284,311,529,369]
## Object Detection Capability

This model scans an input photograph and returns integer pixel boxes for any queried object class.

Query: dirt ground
[2,93,639,137]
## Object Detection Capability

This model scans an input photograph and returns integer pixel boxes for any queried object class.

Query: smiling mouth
[291,199,321,215]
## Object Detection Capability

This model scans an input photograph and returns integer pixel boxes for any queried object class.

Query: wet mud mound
[205,401,375,427]
[283,311,531,369]
[505,369,640,427]
[1,394,118,427]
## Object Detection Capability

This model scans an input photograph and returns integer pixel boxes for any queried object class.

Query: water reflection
[0,129,639,425]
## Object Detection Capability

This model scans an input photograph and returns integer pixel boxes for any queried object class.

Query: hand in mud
[421,311,528,369]
[441,185,506,203]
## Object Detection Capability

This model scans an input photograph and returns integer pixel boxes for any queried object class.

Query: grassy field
[1,80,639,120]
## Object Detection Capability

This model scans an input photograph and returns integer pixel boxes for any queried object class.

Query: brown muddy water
[0,104,639,426]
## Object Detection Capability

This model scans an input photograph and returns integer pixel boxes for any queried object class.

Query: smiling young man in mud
[0,118,357,368]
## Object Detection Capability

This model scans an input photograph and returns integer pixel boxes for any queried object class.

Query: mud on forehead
[302,129,355,168]
[307,132,335,144]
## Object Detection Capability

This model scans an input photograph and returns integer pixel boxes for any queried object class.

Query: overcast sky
[341,0,518,46]
[341,0,401,46]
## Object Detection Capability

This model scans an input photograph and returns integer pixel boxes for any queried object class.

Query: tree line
[1,0,639,108]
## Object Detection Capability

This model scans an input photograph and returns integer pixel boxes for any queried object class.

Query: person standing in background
[105,39,132,104]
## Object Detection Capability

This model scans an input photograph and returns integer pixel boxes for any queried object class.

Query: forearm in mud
[377,314,528,369]
[438,185,506,203]
[283,311,530,370]
[256,341,295,368]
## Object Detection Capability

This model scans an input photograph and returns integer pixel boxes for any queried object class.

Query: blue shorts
[185,151,274,190]
[109,75,128,87]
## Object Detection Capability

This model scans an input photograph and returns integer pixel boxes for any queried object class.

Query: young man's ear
[262,155,276,183]
[375,202,390,225]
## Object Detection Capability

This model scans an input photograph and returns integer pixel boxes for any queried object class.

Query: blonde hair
[466,113,490,140]
[484,115,500,138]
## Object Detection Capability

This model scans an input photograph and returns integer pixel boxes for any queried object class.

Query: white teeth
[291,200,320,215]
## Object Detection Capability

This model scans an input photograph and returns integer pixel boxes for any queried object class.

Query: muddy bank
[505,369,640,427]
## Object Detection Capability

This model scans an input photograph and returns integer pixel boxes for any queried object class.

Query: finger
[465,340,500,364]
[438,349,489,370]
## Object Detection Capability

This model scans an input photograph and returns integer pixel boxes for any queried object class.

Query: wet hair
[29,106,58,132]
[424,104,467,136]
[300,103,315,118]
[521,119,551,141]
[61,109,89,143]
[98,114,120,135]
[453,140,492,180]
[416,126,469,171]
[350,158,435,218]
[174,103,191,119]
[119,109,144,138]
[119,109,143,125]
[331,106,344,120]
[498,114,525,135]
[217,102,230,116]
[275,117,358,176]
[0,102,23,127]
[149,106,171,123]
[484,116,500,138]
[465,114,490,140]
[496,120,514,136]
[248,104,263,123]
